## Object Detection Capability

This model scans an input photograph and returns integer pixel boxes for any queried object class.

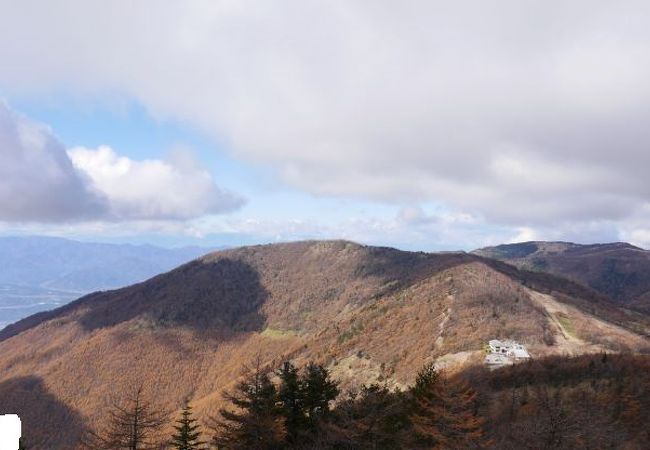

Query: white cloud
[68,146,242,220]
[1,1,650,240]
[618,203,650,249]
[212,206,516,251]
[0,102,242,222]
[0,101,106,221]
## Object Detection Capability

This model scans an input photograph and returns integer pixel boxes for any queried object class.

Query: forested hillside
[0,241,648,448]
[475,241,650,313]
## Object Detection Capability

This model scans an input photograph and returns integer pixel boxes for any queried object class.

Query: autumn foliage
[1,241,649,449]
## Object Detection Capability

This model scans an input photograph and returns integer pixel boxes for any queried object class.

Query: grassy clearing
[555,313,576,338]
[260,327,300,338]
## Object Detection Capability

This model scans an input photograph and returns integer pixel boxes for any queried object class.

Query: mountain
[474,241,650,313]
[0,240,648,448]
[0,236,213,329]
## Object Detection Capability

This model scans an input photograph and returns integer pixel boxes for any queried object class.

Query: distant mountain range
[474,241,650,313]
[1,240,648,448]
[0,236,213,329]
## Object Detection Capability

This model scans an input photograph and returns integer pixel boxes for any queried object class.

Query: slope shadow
[0,376,88,449]
[0,248,518,343]
[76,257,269,334]
[354,245,476,294]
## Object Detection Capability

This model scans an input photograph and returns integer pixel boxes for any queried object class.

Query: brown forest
[0,241,649,449]
[17,353,650,449]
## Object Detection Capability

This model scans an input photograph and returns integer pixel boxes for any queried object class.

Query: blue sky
[11,95,263,200]
[6,93,473,251]
[1,1,649,251]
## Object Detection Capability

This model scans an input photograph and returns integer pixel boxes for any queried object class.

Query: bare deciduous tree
[82,385,167,450]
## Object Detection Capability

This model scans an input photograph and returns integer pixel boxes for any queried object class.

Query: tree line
[38,359,485,450]
[17,353,650,449]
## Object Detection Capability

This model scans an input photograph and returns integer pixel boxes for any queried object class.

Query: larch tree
[408,363,486,449]
[82,385,167,450]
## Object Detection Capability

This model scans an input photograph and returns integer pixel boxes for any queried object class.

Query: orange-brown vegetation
[0,240,648,448]
[466,353,650,449]
[210,353,650,449]
[82,385,168,450]
[475,241,650,313]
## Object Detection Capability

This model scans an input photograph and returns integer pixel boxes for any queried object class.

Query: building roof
[486,339,531,359]
[484,353,514,365]
[511,347,530,358]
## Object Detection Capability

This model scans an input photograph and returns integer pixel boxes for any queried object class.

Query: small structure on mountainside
[484,339,531,367]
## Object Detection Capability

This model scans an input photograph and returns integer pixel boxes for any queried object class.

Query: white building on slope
[485,339,531,366]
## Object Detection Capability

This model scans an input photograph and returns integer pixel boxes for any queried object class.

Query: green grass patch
[260,327,299,338]
[555,313,576,337]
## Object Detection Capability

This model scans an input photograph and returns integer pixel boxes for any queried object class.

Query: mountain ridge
[1,240,648,448]
[474,240,650,312]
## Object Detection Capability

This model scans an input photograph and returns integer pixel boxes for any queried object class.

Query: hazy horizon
[0,233,647,254]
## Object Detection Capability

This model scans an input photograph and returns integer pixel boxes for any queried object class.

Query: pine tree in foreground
[301,362,339,427]
[210,359,285,450]
[171,402,203,450]
[327,384,410,449]
[278,361,305,443]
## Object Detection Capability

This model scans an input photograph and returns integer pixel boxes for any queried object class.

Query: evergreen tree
[211,360,285,450]
[171,402,203,450]
[328,384,411,449]
[277,361,305,443]
[301,363,339,427]
[412,362,439,397]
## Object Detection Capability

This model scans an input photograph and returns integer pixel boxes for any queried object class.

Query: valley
[0,284,81,331]
[0,240,648,448]
[0,236,212,329]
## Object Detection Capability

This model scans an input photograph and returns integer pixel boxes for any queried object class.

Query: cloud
[0,102,242,222]
[396,206,440,226]
[618,203,650,249]
[509,221,622,246]
[68,146,243,220]
[1,1,650,234]
[0,101,107,221]
[213,207,514,251]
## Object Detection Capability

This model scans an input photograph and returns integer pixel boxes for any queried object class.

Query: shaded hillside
[0,241,648,449]
[0,376,88,449]
[466,353,650,449]
[474,241,650,313]
[283,352,650,449]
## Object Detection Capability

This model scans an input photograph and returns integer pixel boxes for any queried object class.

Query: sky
[1,0,649,251]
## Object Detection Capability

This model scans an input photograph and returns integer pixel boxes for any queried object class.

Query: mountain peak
[1,240,649,447]
[475,240,650,311]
